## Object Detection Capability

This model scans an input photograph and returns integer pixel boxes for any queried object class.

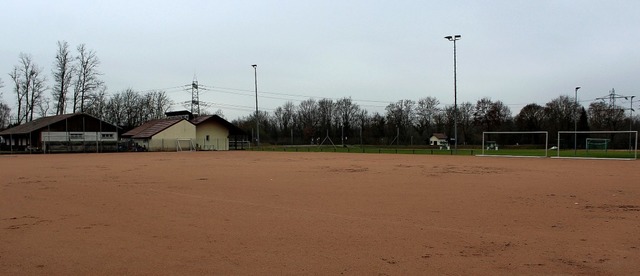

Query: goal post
[480,131,549,157]
[556,131,638,160]
[176,138,196,152]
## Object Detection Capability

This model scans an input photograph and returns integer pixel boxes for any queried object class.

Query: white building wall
[41,131,119,142]
[195,122,229,151]
[147,120,196,151]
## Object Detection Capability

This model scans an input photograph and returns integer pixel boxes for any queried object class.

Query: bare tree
[370,112,386,144]
[73,44,103,113]
[353,109,369,141]
[296,99,319,141]
[100,89,173,129]
[443,105,457,138]
[104,92,124,126]
[458,101,474,144]
[414,96,440,137]
[0,79,11,129]
[515,103,545,131]
[588,100,625,131]
[473,97,511,132]
[9,53,47,123]
[102,88,137,128]
[317,98,334,133]
[385,99,415,142]
[148,90,172,120]
[334,97,360,139]
[9,65,24,123]
[543,95,576,132]
[134,90,173,123]
[121,88,141,128]
[274,101,295,133]
[28,70,47,122]
[83,86,108,119]
[0,101,10,129]
[200,108,225,118]
[214,109,225,118]
[52,41,74,115]
[37,96,51,118]
[138,92,154,123]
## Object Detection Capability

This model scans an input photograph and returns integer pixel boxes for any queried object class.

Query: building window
[205,135,210,141]
[70,133,84,140]
[101,133,114,139]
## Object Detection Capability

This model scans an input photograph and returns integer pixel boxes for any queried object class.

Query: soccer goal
[555,131,638,160]
[176,139,196,152]
[479,131,549,157]
[586,138,610,153]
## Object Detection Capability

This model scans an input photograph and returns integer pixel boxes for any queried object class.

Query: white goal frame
[555,131,638,160]
[480,131,549,158]
[176,139,196,152]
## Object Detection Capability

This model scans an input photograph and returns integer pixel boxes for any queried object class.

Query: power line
[136,85,190,94]
[212,85,393,104]
[137,83,635,117]
[170,101,275,113]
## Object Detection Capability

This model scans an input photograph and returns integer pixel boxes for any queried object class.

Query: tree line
[0,42,637,146]
[231,93,639,146]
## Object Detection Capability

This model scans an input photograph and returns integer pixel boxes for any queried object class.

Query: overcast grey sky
[1,0,639,119]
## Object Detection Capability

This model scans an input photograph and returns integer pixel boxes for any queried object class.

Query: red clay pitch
[1,151,639,275]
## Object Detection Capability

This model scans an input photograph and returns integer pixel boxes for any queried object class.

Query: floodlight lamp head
[575,86,581,91]
[251,64,257,68]
[445,35,461,41]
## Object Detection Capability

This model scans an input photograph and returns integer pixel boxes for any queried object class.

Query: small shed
[429,133,449,146]
[122,118,196,151]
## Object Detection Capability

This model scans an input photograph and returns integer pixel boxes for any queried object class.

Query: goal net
[176,139,196,152]
[556,131,637,160]
[480,131,549,157]
[586,138,610,153]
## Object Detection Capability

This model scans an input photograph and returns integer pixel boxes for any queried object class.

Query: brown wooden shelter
[0,113,119,153]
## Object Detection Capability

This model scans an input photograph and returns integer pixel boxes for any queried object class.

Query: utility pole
[596,88,627,108]
[191,79,200,115]
[595,89,635,151]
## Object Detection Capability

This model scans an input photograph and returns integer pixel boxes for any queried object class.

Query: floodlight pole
[341,124,344,147]
[574,86,581,156]
[445,35,461,153]
[252,64,259,147]
[629,95,635,150]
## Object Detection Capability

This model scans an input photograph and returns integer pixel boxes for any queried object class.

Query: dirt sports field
[1,151,639,275]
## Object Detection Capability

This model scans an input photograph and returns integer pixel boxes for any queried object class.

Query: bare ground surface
[1,151,639,275]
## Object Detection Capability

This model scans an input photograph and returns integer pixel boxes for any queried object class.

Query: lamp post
[445,35,461,152]
[252,64,259,147]
[341,123,344,147]
[574,86,581,155]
